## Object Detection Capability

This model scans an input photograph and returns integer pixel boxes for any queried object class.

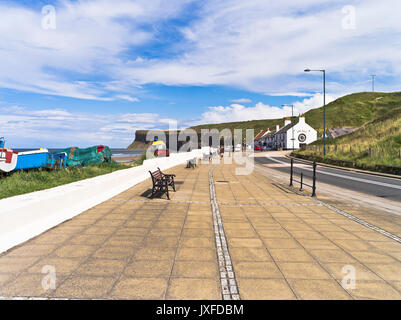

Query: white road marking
[265,156,401,191]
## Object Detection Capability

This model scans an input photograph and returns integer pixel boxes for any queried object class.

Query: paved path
[1,161,401,299]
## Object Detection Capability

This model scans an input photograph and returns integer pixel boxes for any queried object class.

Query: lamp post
[282,104,295,150]
[304,68,326,156]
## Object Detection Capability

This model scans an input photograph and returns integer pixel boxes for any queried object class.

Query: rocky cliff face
[127,130,189,150]
[127,130,155,150]
[127,129,210,150]
[127,128,239,150]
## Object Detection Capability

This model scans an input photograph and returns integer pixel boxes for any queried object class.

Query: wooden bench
[149,168,176,200]
[186,157,197,169]
[157,167,176,192]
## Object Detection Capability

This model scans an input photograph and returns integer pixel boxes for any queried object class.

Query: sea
[14,148,143,163]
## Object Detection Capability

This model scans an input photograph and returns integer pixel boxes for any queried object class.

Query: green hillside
[190,92,401,137]
[294,108,401,169]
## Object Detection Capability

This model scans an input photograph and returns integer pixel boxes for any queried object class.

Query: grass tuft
[293,109,401,169]
[0,162,131,200]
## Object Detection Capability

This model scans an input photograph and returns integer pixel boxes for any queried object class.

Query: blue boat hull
[15,151,49,170]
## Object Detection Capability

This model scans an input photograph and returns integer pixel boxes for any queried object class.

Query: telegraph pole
[371,74,376,92]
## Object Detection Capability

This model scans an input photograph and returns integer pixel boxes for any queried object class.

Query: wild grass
[0,162,131,200]
[133,153,147,166]
[294,109,401,167]
[190,92,401,138]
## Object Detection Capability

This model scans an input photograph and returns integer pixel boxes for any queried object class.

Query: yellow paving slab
[0,159,400,300]
[0,163,220,299]
[213,162,401,300]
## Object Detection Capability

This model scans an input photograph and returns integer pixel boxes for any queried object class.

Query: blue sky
[1,0,400,147]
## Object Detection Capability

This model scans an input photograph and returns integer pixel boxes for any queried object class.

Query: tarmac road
[255,155,401,204]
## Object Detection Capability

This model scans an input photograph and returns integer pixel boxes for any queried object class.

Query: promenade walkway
[1,161,401,299]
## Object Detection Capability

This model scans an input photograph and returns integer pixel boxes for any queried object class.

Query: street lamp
[304,68,326,156]
[282,104,295,150]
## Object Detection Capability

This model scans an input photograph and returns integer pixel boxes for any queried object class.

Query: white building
[272,115,317,150]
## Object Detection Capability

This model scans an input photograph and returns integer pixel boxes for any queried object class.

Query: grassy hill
[293,108,401,169]
[190,92,401,137]
[128,92,401,168]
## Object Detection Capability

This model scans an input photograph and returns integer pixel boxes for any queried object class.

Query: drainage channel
[208,166,240,300]
[317,200,401,245]
[255,163,401,245]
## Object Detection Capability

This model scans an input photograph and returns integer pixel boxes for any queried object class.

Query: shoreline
[111,155,142,162]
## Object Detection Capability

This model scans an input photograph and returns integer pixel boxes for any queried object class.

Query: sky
[0,0,400,148]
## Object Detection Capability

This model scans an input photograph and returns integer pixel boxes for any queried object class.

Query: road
[255,155,401,204]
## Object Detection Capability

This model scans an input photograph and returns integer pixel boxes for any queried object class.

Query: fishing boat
[0,137,67,173]
[150,138,170,157]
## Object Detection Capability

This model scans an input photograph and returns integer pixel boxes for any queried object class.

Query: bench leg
[165,185,170,200]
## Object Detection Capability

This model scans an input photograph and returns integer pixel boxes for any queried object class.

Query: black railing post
[290,158,293,186]
[312,161,317,197]
[300,172,303,191]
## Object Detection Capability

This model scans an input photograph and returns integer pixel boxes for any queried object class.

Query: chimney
[299,114,305,124]
[284,117,291,126]
[276,124,280,132]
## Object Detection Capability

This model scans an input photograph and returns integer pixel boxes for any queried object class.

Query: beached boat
[0,138,67,173]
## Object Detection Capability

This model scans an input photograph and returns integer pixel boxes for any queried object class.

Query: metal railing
[289,158,317,197]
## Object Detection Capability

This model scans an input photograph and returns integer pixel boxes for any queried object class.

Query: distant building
[325,128,357,139]
[254,129,271,147]
[271,115,317,150]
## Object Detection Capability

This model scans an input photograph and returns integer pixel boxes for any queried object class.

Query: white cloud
[115,95,140,102]
[121,0,401,95]
[194,93,336,125]
[267,92,312,97]
[0,92,337,147]
[293,93,336,115]
[1,0,401,101]
[0,0,190,100]
[0,105,176,148]
[231,98,252,103]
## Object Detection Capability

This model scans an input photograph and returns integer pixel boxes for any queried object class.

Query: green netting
[53,146,112,167]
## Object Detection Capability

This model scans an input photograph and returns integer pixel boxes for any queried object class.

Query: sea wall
[0,148,209,254]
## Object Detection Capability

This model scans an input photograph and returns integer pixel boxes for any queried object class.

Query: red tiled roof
[254,130,267,141]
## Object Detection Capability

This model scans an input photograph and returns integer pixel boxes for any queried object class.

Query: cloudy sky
[1,0,400,147]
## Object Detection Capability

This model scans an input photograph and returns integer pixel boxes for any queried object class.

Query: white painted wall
[282,118,317,150]
[0,148,209,254]
[290,123,317,149]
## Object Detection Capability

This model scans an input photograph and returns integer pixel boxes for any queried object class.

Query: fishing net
[53,146,112,167]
